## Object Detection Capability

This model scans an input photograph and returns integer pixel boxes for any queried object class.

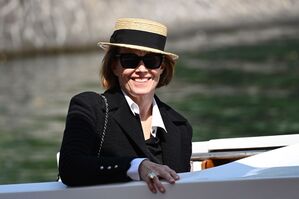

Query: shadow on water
[0,38,299,183]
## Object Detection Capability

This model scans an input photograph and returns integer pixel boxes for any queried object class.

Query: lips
[131,77,151,82]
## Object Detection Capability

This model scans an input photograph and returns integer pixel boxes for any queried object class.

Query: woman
[59,18,192,193]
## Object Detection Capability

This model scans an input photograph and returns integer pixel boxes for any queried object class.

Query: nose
[135,60,147,71]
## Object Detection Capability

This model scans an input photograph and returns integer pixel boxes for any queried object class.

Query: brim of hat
[98,42,179,60]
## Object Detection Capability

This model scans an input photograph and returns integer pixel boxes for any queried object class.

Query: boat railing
[1,134,299,199]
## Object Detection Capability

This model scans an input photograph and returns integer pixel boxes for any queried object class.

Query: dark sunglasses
[115,53,163,69]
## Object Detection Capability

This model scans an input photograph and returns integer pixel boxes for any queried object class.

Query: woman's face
[113,48,164,99]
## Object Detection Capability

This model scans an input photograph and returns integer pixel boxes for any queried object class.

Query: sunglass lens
[143,54,163,69]
[117,53,163,69]
[120,54,139,68]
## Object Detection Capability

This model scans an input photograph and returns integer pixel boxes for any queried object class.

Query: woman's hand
[139,159,180,193]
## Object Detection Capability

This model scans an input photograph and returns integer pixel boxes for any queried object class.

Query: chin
[124,80,157,97]
[131,89,152,96]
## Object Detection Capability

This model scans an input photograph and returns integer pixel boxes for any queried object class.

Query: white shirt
[123,92,167,136]
[122,91,167,180]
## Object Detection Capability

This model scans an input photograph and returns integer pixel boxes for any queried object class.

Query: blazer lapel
[159,109,182,167]
[156,96,187,169]
[104,89,151,158]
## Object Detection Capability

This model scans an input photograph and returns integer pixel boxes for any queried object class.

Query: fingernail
[160,188,165,193]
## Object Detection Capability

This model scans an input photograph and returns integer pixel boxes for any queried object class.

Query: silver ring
[147,171,156,180]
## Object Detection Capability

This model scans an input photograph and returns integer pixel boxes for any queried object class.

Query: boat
[0,134,299,199]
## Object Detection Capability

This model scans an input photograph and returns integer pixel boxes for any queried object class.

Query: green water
[170,38,299,140]
[0,38,299,184]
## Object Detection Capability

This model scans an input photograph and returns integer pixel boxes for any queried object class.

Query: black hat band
[110,29,166,51]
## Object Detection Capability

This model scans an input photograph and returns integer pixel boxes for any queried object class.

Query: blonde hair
[100,46,175,90]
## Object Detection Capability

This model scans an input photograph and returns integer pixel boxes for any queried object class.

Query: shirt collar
[122,90,167,136]
[152,99,167,134]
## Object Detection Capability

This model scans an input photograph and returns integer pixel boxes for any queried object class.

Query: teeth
[133,78,150,82]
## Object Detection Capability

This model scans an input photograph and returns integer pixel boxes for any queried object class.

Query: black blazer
[59,87,192,186]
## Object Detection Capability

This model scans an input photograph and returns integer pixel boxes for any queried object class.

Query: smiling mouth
[132,77,151,82]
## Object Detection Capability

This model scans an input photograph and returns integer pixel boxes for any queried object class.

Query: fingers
[158,171,176,184]
[151,174,165,193]
[139,160,179,193]
[169,168,180,181]
[147,179,158,193]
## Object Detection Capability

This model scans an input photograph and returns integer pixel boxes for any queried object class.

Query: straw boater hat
[98,18,178,60]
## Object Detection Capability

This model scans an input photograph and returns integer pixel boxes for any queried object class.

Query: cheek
[112,64,120,77]
[113,67,132,82]
[113,69,120,78]
[113,65,126,79]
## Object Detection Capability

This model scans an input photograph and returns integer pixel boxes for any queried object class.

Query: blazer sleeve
[59,92,134,186]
